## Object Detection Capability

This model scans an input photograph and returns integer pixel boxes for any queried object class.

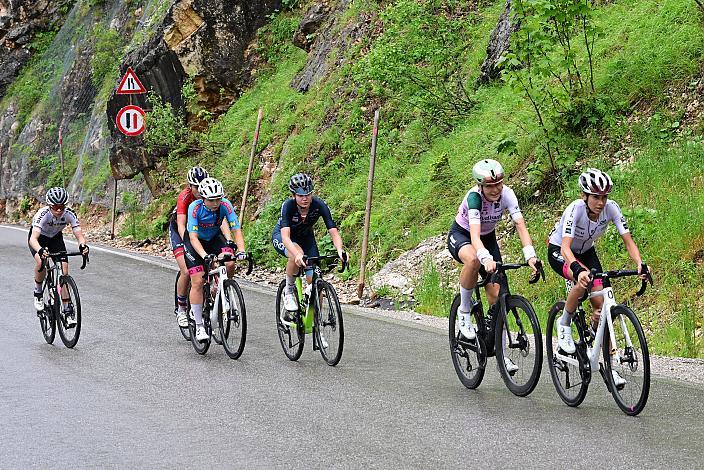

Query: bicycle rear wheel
[219,280,247,360]
[275,280,304,361]
[174,272,190,341]
[39,283,56,344]
[57,275,81,348]
[494,295,543,397]
[314,280,344,366]
[602,305,650,416]
[546,301,589,407]
[449,294,486,389]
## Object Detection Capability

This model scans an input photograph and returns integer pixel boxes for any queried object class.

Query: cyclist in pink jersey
[447,159,541,362]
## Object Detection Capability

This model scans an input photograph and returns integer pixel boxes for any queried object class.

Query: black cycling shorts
[183,232,233,274]
[547,243,610,288]
[28,229,67,262]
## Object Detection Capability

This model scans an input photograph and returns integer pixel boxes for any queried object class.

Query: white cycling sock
[560,306,573,326]
[459,286,474,312]
[192,304,204,326]
[286,275,296,292]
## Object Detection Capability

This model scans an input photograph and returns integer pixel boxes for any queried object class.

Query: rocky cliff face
[107,0,281,186]
[0,0,281,212]
[0,0,74,98]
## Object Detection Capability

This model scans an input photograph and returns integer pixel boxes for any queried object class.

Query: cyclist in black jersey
[272,173,346,311]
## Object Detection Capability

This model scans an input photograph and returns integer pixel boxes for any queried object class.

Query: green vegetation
[183,0,703,357]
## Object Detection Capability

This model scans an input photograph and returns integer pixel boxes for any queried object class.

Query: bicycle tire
[174,272,190,341]
[602,305,650,416]
[219,279,247,360]
[314,280,344,366]
[275,280,304,361]
[449,294,487,389]
[546,301,589,407]
[494,295,543,397]
[56,275,81,348]
[39,282,56,344]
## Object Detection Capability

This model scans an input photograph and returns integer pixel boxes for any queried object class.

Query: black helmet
[46,187,68,205]
[288,172,314,195]
[187,166,209,186]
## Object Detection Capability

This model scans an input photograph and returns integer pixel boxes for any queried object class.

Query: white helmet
[472,159,504,185]
[578,168,613,195]
[46,187,68,205]
[198,177,224,200]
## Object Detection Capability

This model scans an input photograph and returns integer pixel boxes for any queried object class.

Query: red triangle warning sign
[116,67,147,95]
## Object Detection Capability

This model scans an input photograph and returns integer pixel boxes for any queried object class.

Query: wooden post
[110,178,118,240]
[240,108,263,224]
[357,109,380,300]
[58,128,66,187]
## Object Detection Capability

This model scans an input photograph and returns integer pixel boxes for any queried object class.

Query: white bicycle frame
[554,286,634,372]
[206,264,229,326]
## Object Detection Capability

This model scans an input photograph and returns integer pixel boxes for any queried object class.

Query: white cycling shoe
[611,369,627,389]
[63,305,76,326]
[33,293,44,312]
[458,309,476,340]
[504,356,519,374]
[319,334,329,350]
[195,326,209,342]
[284,291,298,311]
[557,324,576,354]
[176,311,188,328]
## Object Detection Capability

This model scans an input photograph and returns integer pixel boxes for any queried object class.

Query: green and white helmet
[472,159,504,185]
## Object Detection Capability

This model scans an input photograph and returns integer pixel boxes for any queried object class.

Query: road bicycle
[37,250,89,348]
[546,267,653,416]
[449,261,544,396]
[188,252,253,358]
[275,253,348,366]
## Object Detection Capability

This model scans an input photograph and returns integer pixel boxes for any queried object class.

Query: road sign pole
[111,178,118,240]
[357,109,380,300]
[240,108,263,224]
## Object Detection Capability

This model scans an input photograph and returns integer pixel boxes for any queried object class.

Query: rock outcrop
[476,0,519,86]
[0,0,74,98]
[107,0,281,185]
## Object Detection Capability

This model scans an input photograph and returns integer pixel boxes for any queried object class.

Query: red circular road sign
[116,105,146,136]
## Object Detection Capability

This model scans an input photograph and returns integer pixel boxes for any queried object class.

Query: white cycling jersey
[548,199,629,254]
[31,206,80,238]
[455,185,523,235]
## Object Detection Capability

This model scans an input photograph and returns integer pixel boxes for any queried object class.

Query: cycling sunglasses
[51,204,66,211]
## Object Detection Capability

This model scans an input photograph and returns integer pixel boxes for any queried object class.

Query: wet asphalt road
[1,225,703,468]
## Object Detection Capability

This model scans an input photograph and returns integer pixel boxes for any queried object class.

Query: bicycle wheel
[219,280,247,360]
[275,280,304,361]
[174,272,190,341]
[494,295,543,397]
[602,305,650,416]
[449,294,486,389]
[56,275,81,348]
[39,282,56,344]
[546,301,589,407]
[314,280,344,366]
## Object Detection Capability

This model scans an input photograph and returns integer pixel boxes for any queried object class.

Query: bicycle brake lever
[528,260,544,284]
[80,254,89,270]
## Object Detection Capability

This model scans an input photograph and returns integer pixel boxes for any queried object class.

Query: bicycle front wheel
[275,280,304,361]
[219,280,247,360]
[494,295,543,397]
[602,305,650,416]
[315,280,344,366]
[39,284,56,344]
[57,275,81,348]
[546,301,588,407]
[449,294,486,389]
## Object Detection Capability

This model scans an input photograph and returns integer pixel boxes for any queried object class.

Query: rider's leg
[189,269,205,326]
[175,254,189,313]
[457,245,480,339]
